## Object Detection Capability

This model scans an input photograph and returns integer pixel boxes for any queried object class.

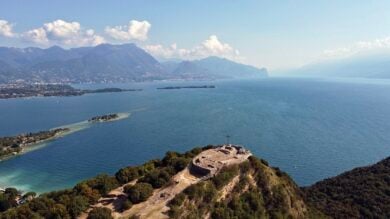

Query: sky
[1,0,390,70]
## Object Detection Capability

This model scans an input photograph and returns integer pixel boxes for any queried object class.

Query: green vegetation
[168,156,325,219]
[0,128,69,160]
[304,156,390,218]
[87,207,113,219]
[124,183,154,204]
[88,114,119,123]
[118,147,208,208]
[0,174,113,218]
[5,145,387,219]
[0,146,207,218]
[0,188,19,212]
[139,167,175,188]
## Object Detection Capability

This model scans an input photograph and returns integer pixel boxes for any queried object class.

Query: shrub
[87,207,113,219]
[125,183,153,204]
[212,165,239,189]
[139,168,173,188]
[115,167,139,184]
[121,200,132,211]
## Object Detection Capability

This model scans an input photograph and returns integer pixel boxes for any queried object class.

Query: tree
[22,192,37,200]
[125,183,153,204]
[4,188,19,198]
[115,167,139,184]
[49,203,70,219]
[68,196,89,218]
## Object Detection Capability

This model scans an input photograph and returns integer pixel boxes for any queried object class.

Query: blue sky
[1,0,390,70]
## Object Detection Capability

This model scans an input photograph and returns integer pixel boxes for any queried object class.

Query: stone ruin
[189,145,252,179]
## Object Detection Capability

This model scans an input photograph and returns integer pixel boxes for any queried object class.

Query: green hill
[0,145,388,219]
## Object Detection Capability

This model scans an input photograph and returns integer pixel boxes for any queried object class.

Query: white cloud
[0,19,15,37]
[23,19,105,46]
[105,20,151,41]
[145,35,243,61]
[200,35,235,56]
[24,27,49,44]
[44,20,80,39]
[323,36,390,58]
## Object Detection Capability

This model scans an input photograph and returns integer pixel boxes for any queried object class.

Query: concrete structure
[189,145,252,179]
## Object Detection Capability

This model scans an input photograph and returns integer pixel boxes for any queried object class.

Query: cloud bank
[23,20,105,46]
[323,36,390,58]
[0,20,15,37]
[145,35,242,61]
[105,20,151,41]
[0,18,243,62]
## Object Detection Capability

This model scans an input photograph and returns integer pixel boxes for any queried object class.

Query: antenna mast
[226,134,231,145]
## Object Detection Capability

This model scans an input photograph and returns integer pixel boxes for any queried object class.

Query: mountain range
[0,44,268,84]
[286,52,390,78]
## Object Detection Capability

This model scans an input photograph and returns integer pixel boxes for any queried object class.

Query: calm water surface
[0,78,389,193]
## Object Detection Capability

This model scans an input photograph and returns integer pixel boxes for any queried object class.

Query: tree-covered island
[88,114,120,123]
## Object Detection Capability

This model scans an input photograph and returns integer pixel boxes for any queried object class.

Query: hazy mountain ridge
[0,44,267,83]
[288,53,390,78]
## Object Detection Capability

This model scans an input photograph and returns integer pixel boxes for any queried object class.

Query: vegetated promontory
[303,156,390,219]
[0,83,141,99]
[0,128,69,161]
[0,145,388,219]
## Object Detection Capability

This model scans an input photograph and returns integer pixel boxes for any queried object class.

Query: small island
[88,114,120,123]
[0,128,69,160]
[84,88,142,93]
[157,85,216,90]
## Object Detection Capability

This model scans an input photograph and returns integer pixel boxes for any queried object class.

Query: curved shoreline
[0,112,132,163]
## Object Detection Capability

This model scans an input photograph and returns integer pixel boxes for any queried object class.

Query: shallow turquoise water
[0,78,390,193]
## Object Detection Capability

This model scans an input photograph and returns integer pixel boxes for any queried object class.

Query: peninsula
[0,84,141,99]
[0,112,130,161]
[0,128,69,160]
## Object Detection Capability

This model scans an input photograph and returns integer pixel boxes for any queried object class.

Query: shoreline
[0,112,131,163]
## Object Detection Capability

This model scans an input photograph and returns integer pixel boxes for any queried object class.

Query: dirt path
[78,180,137,219]
[119,168,200,219]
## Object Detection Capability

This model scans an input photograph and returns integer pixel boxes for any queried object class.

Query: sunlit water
[0,78,389,193]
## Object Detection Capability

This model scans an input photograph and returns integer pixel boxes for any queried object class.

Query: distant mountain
[288,53,390,78]
[162,56,268,79]
[0,44,267,84]
[0,44,166,83]
[195,56,268,78]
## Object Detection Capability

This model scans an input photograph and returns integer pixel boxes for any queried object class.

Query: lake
[0,77,390,193]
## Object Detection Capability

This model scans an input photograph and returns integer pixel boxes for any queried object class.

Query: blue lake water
[0,78,390,193]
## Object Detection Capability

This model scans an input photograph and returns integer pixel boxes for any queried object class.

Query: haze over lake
[0,78,389,193]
